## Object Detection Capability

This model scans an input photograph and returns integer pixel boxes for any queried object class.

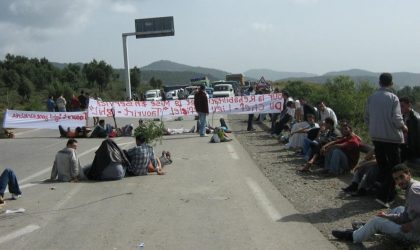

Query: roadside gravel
[228,115,408,250]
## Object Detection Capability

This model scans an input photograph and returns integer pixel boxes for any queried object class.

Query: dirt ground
[227,114,413,250]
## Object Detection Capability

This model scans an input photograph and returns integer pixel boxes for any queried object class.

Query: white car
[213,84,234,98]
[145,89,162,101]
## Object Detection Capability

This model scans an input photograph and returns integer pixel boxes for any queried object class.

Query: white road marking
[0,224,40,245]
[53,184,83,210]
[20,168,51,184]
[246,177,282,221]
[226,144,239,160]
[13,129,41,136]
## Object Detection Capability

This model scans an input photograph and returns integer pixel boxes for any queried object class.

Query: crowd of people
[261,73,420,245]
[3,72,420,246]
[47,91,101,113]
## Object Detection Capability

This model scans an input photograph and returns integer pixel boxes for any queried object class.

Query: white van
[213,84,234,98]
[165,89,181,100]
[145,89,162,101]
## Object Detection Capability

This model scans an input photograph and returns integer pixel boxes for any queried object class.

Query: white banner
[3,110,87,129]
[88,94,284,118]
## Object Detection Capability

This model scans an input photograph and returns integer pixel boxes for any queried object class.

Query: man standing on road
[332,164,420,244]
[364,73,407,207]
[50,139,84,182]
[194,85,209,137]
[47,95,55,112]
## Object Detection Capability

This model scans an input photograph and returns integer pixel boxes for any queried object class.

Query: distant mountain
[324,69,378,77]
[141,60,230,80]
[283,70,420,88]
[244,68,317,81]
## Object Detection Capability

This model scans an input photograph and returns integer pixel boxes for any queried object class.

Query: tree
[130,66,141,90]
[61,63,82,88]
[17,77,34,100]
[82,60,113,92]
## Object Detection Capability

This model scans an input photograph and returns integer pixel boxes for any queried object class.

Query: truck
[226,74,244,86]
[190,76,210,87]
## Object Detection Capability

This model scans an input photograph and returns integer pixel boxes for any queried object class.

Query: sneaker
[247,128,256,131]
[375,197,394,208]
[342,182,358,193]
[351,221,365,230]
[200,134,208,137]
[0,195,4,205]
[351,188,367,197]
[331,229,354,241]
[11,194,21,200]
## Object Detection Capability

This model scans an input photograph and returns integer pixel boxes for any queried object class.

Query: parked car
[145,89,162,101]
[213,84,234,98]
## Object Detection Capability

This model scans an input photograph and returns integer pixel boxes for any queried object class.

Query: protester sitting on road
[287,113,319,152]
[0,168,22,205]
[59,125,90,138]
[90,119,113,138]
[332,164,420,243]
[85,139,130,181]
[163,126,195,135]
[321,122,361,175]
[317,101,338,126]
[126,134,164,176]
[271,101,295,137]
[210,127,233,143]
[342,145,378,197]
[298,117,341,172]
[50,139,85,182]
[219,118,232,133]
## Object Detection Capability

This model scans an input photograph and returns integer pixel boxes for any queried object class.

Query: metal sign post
[122,16,175,100]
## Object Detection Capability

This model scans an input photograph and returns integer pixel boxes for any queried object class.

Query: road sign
[135,16,174,39]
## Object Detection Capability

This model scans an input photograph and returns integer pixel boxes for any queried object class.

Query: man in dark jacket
[400,97,420,162]
[194,85,209,137]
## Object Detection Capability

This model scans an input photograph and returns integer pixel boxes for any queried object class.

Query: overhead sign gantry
[122,16,175,100]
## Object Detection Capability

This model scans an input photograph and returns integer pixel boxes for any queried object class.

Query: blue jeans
[353,206,420,243]
[324,148,349,175]
[0,168,22,196]
[198,112,207,136]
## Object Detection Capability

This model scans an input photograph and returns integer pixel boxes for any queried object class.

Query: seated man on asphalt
[320,122,361,175]
[341,144,379,197]
[90,119,112,138]
[288,113,320,153]
[50,139,85,182]
[126,134,164,176]
[298,117,341,172]
[0,168,22,205]
[332,163,420,244]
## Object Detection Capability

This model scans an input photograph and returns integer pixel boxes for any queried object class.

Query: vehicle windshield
[146,93,156,98]
[214,86,229,91]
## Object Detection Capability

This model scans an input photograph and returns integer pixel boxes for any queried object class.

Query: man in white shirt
[317,101,338,126]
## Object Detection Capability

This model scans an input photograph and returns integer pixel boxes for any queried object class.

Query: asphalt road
[0,116,335,250]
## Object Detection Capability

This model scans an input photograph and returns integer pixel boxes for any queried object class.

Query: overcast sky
[1,0,420,75]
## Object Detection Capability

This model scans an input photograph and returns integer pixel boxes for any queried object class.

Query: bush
[133,120,164,144]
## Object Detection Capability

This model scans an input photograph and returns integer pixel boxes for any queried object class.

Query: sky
[1,0,420,75]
